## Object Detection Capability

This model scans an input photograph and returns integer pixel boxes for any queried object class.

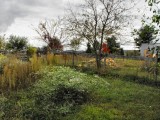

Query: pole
[155,47,158,83]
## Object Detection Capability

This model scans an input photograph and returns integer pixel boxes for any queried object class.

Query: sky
[0,0,152,50]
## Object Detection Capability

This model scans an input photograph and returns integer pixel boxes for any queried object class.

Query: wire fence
[1,50,159,87]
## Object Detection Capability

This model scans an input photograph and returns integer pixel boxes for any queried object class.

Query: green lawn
[0,66,160,120]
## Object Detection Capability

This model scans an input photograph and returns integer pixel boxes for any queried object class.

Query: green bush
[53,85,89,105]
[22,66,108,119]
[27,46,37,57]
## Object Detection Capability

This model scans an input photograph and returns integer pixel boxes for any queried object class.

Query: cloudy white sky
[0,0,151,50]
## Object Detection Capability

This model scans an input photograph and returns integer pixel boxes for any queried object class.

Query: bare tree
[65,0,135,69]
[69,38,81,66]
[35,18,68,52]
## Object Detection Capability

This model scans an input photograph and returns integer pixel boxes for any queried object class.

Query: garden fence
[54,52,160,87]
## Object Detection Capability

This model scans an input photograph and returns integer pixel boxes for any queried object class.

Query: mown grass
[65,78,160,120]
[0,66,160,120]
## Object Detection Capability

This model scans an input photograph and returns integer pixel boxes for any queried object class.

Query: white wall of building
[140,43,160,56]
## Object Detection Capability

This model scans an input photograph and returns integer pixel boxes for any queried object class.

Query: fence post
[155,51,158,83]
[72,51,75,67]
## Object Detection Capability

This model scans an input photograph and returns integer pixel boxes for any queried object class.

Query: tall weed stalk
[0,55,42,92]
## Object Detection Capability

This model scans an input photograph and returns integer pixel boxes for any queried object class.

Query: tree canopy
[86,43,93,53]
[6,35,28,50]
[35,20,65,52]
[146,0,160,25]
[132,24,158,48]
[106,36,120,53]
[70,38,81,51]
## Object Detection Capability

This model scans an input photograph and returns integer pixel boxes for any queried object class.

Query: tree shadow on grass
[104,72,160,88]
[123,74,160,87]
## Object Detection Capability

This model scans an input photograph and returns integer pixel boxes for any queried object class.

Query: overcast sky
[0,0,151,49]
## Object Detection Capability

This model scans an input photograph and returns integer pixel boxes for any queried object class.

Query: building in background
[140,41,160,57]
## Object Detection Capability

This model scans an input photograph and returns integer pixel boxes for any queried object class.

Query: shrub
[28,85,90,119]
[27,46,37,57]
[53,85,89,105]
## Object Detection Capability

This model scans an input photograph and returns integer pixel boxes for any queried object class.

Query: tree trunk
[104,55,106,67]
[95,53,101,70]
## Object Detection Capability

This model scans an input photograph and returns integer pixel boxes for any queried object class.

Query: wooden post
[155,48,158,83]
[72,51,75,67]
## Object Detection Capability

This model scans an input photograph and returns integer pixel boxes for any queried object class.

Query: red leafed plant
[101,43,110,54]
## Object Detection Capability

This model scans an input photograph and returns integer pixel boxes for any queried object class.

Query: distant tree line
[86,35,124,55]
[0,35,38,57]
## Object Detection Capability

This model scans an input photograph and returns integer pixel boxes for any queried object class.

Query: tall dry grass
[0,53,68,92]
[46,54,57,65]
[45,54,92,66]
[0,55,43,92]
[0,53,101,92]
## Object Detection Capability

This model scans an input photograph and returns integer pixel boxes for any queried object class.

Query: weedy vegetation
[0,54,160,120]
